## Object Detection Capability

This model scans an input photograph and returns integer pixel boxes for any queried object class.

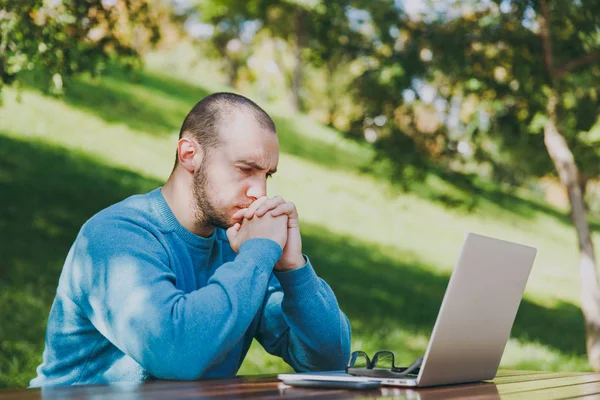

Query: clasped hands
[226,196,305,271]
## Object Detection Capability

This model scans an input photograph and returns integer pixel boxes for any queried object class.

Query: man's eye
[238,167,252,174]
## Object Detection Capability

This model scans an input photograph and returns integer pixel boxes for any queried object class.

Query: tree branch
[539,0,600,81]
[538,0,555,79]
[556,51,600,79]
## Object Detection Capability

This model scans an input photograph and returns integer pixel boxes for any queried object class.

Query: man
[30,93,351,386]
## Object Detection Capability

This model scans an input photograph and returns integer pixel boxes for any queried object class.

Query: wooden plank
[492,372,584,384]
[501,381,600,400]
[2,377,278,400]
[379,383,501,400]
[497,374,600,395]
[494,370,546,378]
[254,385,371,400]
[2,371,598,400]
[33,383,282,400]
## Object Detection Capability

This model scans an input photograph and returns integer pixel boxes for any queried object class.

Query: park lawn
[0,55,594,388]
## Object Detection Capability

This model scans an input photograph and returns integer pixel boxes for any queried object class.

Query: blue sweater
[30,188,351,386]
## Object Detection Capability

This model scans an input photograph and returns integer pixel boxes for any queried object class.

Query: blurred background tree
[189,0,366,113]
[191,0,259,89]
[0,0,166,98]
[416,0,600,369]
[344,0,600,369]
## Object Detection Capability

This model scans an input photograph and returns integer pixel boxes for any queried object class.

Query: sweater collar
[151,187,216,249]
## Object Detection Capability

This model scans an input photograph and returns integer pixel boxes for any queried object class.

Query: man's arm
[254,257,352,372]
[74,216,282,380]
[232,196,351,370]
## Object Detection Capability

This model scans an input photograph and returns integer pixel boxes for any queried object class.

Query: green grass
[0,57,595,388]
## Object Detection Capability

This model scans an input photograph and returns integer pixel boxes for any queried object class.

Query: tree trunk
[580,173,590,212]
[226,58,240,90]
[290,8,306,113]
[326,59,338,127]
[543,89,600,371]
[227,61,237,89]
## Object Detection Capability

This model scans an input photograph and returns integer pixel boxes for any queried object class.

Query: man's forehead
[220,109,271,133]
[229,146,279,170]
[220,110,276,138]
[217,116,279,169]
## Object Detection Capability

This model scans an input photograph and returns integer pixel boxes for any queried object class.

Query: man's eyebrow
[237,160,277,174]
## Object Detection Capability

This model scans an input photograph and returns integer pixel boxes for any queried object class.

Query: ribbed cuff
[238,238,283,273]
[274,255,321,298]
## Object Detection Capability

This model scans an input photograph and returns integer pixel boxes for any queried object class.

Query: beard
[192,161,232,230]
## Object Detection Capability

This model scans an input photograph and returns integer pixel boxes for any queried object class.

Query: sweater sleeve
[73,216,281,380]
[254,256,352,372]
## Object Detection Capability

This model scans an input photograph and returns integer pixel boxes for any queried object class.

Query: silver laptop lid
[417,233,536,387]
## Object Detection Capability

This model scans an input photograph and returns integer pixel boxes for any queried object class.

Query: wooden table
[2,370,600,399]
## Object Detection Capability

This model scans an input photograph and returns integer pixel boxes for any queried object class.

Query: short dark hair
[175,92,276,166]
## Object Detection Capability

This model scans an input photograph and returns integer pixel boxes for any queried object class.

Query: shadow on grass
[302,224,587,358]
[0,133,161,388]
[61,69,209,137]
[0,133,588,387]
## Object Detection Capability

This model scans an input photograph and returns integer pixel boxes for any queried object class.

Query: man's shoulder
[83,188,163,235]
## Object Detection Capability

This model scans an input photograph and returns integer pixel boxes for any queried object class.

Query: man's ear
[177,137,203,173]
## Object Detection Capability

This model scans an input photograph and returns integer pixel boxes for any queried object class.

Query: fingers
[231,208,247,222]
[254,196,286,217]
[245,196,285,219]
[236,197,295,223]
[243,196,268,220]
[269,202,296,218]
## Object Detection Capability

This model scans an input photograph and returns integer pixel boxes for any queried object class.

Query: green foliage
[190,0,368,112]
[0,0,163,97]
[191,0,260,87]
[425,1,600,181]
[346,1,600,187]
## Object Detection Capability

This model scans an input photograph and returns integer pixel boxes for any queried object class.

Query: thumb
[226,223,240,243]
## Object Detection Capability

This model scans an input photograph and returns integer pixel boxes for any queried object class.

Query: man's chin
[209,207,244,230]
[223,221,235,229]
[213,221,233,230]
[205,215,234,231]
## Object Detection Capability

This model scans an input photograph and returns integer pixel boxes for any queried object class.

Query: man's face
[192,112,279,229]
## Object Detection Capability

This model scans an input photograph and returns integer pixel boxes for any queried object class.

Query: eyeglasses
[346,350,423,378]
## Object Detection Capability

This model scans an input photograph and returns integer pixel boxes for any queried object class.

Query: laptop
[278,232,537,387]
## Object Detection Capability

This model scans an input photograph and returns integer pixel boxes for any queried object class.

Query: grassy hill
[0,52,594,388]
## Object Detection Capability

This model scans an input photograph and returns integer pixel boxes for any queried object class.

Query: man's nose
[246,178,267,201]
